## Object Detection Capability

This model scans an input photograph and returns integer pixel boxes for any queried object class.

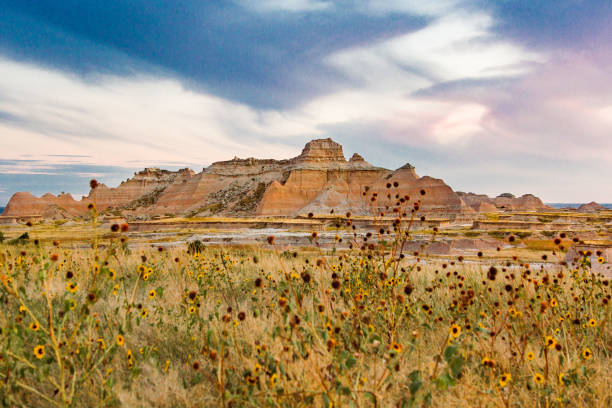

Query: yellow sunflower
[34,345,45,359]
[499,373,512,387]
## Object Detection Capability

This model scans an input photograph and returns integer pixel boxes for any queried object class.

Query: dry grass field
[0,209,610,407]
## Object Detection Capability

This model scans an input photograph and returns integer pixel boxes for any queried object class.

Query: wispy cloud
[239,0,463,16]
[239,0,332,13]
[0,58,317,167]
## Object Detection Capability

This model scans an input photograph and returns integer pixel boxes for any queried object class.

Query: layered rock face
[577,202,607,213]
[1,138,548,219]
[457,192,549,212]
[292,138,345,164]
[2,168,193,218]
[91,168,195,210]
[2,192,85,218]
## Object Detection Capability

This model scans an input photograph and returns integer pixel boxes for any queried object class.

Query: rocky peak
[293,138,346,163]
[398,163,415,170]
[130,168,194,183]
[349,153,365,162]
[577,201,606,213]
[393,163,418,179]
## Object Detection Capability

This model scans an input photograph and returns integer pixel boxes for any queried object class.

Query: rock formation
[577,202,607,213]
[1,138,549,219]
[457,192,549,212]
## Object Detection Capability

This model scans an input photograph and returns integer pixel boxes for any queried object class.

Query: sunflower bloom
[34,345,45,359]
[499,373,511,387]
[450,324,461,338]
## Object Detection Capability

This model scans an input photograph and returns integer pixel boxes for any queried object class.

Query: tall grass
[0,187,610,407]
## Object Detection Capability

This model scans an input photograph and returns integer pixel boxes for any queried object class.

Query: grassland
[0,212,610,407]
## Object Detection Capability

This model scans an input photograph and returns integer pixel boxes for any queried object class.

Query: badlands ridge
[1,139,548,219]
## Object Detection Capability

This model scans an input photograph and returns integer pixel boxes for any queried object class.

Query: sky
[0,0,611,205]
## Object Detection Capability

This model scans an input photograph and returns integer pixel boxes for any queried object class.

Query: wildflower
[269,373,278,387]
[29,322,39,331]
[450,324,461,338]
[188,306,197,314]
[108,268,116,280]
[246,375,257,385]
[526,351,535,361]
[68,299,77,310]
[545,336,556,349]
[97,338,106,350]
[558,373,566,386]
[533,373,545,384]
[481,357,495,368]
[140,309,148,318]
[148,290,156,300]
[390,342,403,354]
[550,299,558,307]
[66,282,78,293]
[587,318,597,327]
[582,348,592,360]
[117,334,125,347]
[499,373,511,387]
[34,345,45,359]
[254,363,262,375]
[597,257,605,264]
[127,350,134,366]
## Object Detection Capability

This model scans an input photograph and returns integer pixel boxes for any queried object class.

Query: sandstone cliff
[1,138,548,219]
[577,202,607,213]
[457,192,549,212]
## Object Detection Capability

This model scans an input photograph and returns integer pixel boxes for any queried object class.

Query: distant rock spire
[349,153,365,162]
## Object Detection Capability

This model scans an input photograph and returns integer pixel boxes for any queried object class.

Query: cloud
[295,11,541,146]
[0,58,320,168]
[238,0,332,12]
[355,0,464,17]
[239,0,463,16]
[0,9,544,168]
